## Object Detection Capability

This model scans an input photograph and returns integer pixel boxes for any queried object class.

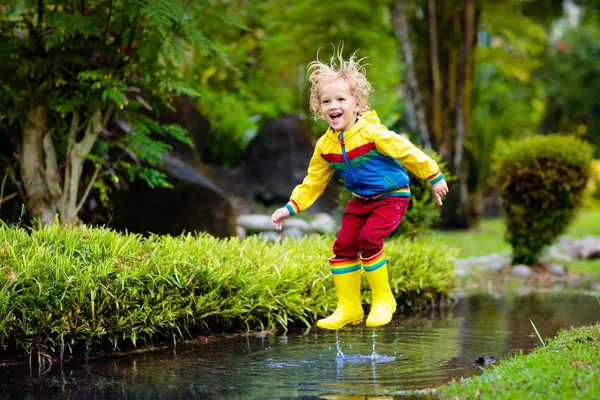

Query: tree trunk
[21,100,57,225]
[19,105,104,226]
[60,108,103,224]
[395,0,481,229]
[428,0,443,146]
[392,0,432,151]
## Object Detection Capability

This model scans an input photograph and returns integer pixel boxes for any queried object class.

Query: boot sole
[316,315,364,330]
[365,304,396,327]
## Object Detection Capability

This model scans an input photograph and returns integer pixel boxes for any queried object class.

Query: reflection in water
[0,291,598,399]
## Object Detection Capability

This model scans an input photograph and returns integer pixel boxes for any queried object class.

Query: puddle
[0,291,598,399]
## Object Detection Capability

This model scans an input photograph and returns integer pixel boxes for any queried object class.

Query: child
[271,49,448,330]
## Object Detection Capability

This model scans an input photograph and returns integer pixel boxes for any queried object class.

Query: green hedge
[494,134,593,265]
[0,223,456,360]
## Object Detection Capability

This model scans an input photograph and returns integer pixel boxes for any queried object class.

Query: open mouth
[330,113,342,121]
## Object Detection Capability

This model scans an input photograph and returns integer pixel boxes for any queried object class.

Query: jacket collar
[326,110,380,140]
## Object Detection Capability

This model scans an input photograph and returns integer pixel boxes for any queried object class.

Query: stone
[546,262,566,276]
[259,231,279,243]
[236,226,247,240]
[282,218,311,232]
[542,246,573,263]
[309,213,338,234]
[237,214,274,232]
[483,260,506,272]
[211,114,340,214]
[455,267,468,278]
[511,264,533,278]
[281,227,304,239]
[110,154,236,238]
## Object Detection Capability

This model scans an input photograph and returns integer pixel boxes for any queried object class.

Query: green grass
[425,218,509,258]
[427,209,600,258]
[425,209,600,277]
[437,324,600,399]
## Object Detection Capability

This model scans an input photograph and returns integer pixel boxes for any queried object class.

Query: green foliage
[0,1,219,198]
[190,0,401,166]
[540,18,600,154]
[438,324,600,399]
[468,3,548,205]
[0,222,455,361]
[338,147,453,238]
[493,134,593,265]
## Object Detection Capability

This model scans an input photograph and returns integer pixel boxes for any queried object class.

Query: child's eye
[322,100,329,104]
[338,98,346,102]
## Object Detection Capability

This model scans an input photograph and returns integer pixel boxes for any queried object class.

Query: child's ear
[354,101,362,113]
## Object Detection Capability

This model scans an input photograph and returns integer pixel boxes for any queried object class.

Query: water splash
[371,329,378,358]
[335,330,345,358]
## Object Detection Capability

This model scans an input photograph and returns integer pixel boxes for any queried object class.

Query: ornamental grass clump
[0,222,455,362]
[494,134,593,265]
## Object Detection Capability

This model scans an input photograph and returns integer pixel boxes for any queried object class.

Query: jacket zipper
[339,131,358,183]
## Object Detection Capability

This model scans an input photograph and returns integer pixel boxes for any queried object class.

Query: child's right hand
[271,207,291,230]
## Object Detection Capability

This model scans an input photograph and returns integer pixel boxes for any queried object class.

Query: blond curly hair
[307,46,373,120]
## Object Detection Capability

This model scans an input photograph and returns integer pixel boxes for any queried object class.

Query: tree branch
[42,133,62,200]
[63,108,103,223]
[76,163,101,214]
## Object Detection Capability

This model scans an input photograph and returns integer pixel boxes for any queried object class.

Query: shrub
[0,223,455,361]
[338,148,452,237]
[493,134,593,265]
[583,159,600,208]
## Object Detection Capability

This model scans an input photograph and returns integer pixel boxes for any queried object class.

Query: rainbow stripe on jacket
[285,110,443,216]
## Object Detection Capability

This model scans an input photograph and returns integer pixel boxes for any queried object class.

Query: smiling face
[319,78,362,132]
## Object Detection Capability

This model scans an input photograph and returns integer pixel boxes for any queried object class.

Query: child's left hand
[432,179,449,206]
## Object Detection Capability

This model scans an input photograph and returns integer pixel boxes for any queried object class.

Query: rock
[281,227,304,239]
[309,213,338,234]
[511,264,533,278]
[236,226,247,240]
[237,214,274,232]
[455,267,468,278]
[282,218,311,232]
[454,259,470,269]
[546,262,566,276]
[158,95,211,167]
[211,114,340,214]
[483,260,506,272]
[474,356,496,365]
[110,154,236,238]
[259,231,279,243]
[578,238,600,259]
[543,246,573,263]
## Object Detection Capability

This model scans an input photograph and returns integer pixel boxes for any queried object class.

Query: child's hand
[271,207,291,230]
[432,179,449,206]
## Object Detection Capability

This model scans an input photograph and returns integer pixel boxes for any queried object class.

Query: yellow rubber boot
[316,257,364,330]
[362,249,396,327]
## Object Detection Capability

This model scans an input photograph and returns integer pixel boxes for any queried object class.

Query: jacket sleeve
[285,138,335,216]
[369,124,444,185]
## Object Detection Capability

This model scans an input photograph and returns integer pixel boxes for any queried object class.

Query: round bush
[494,134,593,265]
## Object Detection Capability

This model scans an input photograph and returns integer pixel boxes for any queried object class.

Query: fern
[0,0,225,223]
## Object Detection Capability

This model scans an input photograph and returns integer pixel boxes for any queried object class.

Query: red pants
[333,196,410,259]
